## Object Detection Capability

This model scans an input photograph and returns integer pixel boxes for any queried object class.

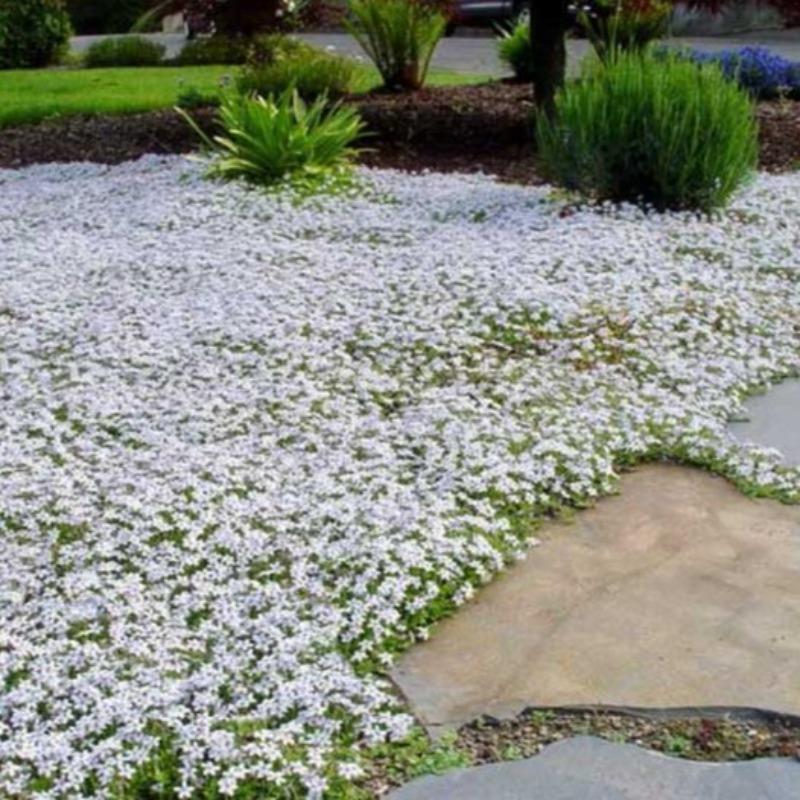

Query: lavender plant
[537,51,758,211]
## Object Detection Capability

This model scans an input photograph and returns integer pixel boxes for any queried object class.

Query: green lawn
[0,65,489,129]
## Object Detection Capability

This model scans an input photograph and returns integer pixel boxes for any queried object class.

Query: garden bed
[457,708,800,764]
[360,708,800,796]
[1,82,797,176]
[1,157,799,797]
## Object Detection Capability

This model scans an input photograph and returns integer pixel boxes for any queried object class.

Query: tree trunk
[530,0,571,113]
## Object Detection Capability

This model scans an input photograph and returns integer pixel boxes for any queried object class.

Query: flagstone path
[392,464,800,729]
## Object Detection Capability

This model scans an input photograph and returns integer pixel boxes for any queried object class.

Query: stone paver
[389,736,800,800]
[392,465,800,728]
[729,380,800,467]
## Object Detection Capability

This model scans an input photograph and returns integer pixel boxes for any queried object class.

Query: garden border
[0,83,798,176]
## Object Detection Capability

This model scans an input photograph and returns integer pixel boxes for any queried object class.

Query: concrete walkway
[69,29,800,78]
[729,380,800,467]
[389,736,800,800]
[393,465,800,729]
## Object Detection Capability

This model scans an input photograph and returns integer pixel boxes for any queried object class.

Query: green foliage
[180,89,366,189]
[536,51,759,212]
[244,32,318,66]
[345,0,446,91]
[578,0,672,63]
[176,84,220,108]
[0,64,484,129]
[496,20,533,82]
[84,35,166,67]
[0,0,72,69]
[405,732,471,777]
[237,48,359,101]
[173,36,251,66]
[361,729,470,790]
[176,32,316,68]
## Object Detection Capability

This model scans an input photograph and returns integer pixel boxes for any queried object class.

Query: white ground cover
[1,157,799,798]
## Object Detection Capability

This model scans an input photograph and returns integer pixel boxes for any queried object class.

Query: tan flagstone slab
[392,465,800,728]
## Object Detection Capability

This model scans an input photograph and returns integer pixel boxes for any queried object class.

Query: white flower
[0,156,797,797]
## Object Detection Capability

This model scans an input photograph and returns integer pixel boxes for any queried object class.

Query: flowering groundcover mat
[1,158,799,798]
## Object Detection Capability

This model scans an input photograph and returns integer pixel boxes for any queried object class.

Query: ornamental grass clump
[181,89,365,188]
[497,19,533,82]
[345,0,447,91]
[536,52,759,212]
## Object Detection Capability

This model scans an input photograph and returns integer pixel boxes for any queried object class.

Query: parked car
[449,0,530,30]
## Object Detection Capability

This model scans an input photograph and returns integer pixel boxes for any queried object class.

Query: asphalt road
[70,29,800,78]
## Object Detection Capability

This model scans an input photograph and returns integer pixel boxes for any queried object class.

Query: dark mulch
[1,82,798,179]
[360,141,542,185]
[0,108,217,170]
[457,708,800,764]
[756,100,800,173]
[354,81,535,149]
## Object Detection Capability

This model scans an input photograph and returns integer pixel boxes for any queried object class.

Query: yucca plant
[536,51,758,212]
[179,90,366,188]
[496,19,533,81]
[345,0,447,91]
[578,0,672,64]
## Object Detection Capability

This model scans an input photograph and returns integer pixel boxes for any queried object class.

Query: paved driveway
[71,28,800,78]
[304,28,800,76]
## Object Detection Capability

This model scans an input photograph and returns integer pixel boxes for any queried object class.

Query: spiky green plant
[496,20,533,82]
[345,0,446,91]
[536,51,759,211]
[577,0,672,64]
[179,90,366,188]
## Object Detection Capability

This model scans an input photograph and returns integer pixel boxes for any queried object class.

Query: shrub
[176,84,220,108]
[244,33,318,67]
[536,52,758,212]
[174,36,251,65]
[84,35,166,67]
[496,20,533,82]
[0,0,72,69]
[345,0,447,91]
[175,32,315,67]
[237,51,359,100]
[578,0,671,63]
[684,46,800,100]
[180,89,366,187]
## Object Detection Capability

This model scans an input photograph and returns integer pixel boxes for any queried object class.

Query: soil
[357,708,800,797]
[2,82,797,180]
[457,708,800,764]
